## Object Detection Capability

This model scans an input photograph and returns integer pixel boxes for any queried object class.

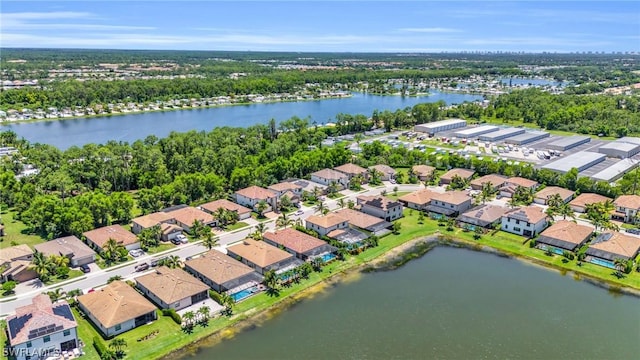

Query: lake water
[188,247,640,360]
[1,91,481,150]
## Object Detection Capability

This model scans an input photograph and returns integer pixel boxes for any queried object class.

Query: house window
[63,329,70,336]
[514,227,521,232]
[26,341,32,348]
[43,336,51,343]
[115,324,122,331]
[515,220,520,225]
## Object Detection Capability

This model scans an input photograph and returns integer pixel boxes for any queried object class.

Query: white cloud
[397,27,462,33]
[0,11,154,32]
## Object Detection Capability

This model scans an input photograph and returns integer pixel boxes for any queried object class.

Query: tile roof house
[334,163,368,182]
[612,195,640,223]
[500,177,539,198]
[6,294,79,360]
[310,168,349,189]
[427,191,473,217]
[77,281,157,337]
[199,199,252,221]
[184,250,263,293]
[586,232,640,267]
[457,204,509,229]
[226,239,300,275]
[0,244,36,283]
[135,266,209,311]
[160,223,183,242]
[334,208,393,234]
[536,220,593,252]
[288,178,327,195]
[534,186,575,205]
[369,164,396,181]
[569,193,612,213]
[83,225,140,252]
[501,206,549,237]
[263,228,336,260]
[305,213,349,237]
[356,195,403,221]
[131,211,173,234]
[439,168,475,185]
[165,206,215,231]
[235,186,278,213]
[34,236,96,267]
[470,174,507,191]
[411,165,436,181]
[268,182,303,197]
[398,189,438,211]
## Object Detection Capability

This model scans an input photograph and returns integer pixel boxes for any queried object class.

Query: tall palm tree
[161,255,182,269]
[215,207,227,227]
[337,198,346,209]
[314,201,327,215]
[109,338,127,357]
[263,269,280,295]
[102,238,124,263]
[312,186,322,201]
[255,200,269,217]
[276,213,293,229]
[47,288,65,302]
[197,306,210,323]
[189,219,208,240]
[202,231,218,250]
[182,311,196,328]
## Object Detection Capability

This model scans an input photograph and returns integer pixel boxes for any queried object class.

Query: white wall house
[357,195,404,221]
[305,213,349,237]
[501,206,549,237]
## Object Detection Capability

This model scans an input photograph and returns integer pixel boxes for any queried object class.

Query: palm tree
[557,202,576,220]
[314,201,327,215]
[220,293,235,315]
[215,207,227,227]
[189,219,208,240]
[255,222,267,234]
[328,181,339,196]
[109,338,127,357]
[279,195,292,211]
[337,198,346,209]
[276,213,293,229]
[161,255,182,269]
[47,288,65,302]
[182,311,196,328]
[478,181,496,204]
[197,306,210,324]
[263,269,280,296]
[30,251,52,281]
[312,187,322,201]
[202,231,218,250]
[102,238,124,263]
[255,200,269,217]
[347,199,355,209]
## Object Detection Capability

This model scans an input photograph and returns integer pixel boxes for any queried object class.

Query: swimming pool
[588,258,615,269]
[320,253,336,263]
[230,286,260,302]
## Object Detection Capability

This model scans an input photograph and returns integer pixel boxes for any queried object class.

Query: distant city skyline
[1,1,639,52]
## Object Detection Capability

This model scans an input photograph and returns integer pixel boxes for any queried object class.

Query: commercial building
[453,125,499,138]
[504,131,550,145]
[547,136,591,151]
[541,151,606,173]
[478,127,525,142]
[414,119,467,135]
[590,159,639,182]
[598,141,640,159]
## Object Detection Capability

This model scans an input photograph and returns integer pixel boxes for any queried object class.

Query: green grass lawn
[0,209,45,249]
[0,321,8,360]
[250,213,270,222]
[224,221,250,231]
[327,192,345,199]
[386,191,411,200]
[146,243,176,254]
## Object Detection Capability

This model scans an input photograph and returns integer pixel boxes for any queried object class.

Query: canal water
[1,91,481,149]
[187,247,640,360]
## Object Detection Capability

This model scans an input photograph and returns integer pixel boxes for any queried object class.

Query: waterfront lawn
[224,221,250,231]
[0,209,45,249]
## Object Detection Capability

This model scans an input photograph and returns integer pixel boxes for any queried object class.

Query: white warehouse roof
[541,151,606,173]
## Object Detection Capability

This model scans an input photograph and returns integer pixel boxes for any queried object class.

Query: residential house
[334,163,368,183]
[165,206,215,232]
[470,174,507,191]
[586,231,640,268]
[77,281,157,337]
[83,225,140,252]
[439,168,475,186]
[131,211,173,234]
[184,250,263,293]
[310,168,349,189]
[6,294,79,360]
[34,236,96,267]
[369,164,396,181]
[334,208,393,235]
[160,223,183,242]
[199,199,252,222]
[356,195,403,221]
[569,193,612,213]
[534,186,575,205]
[226,239,301,275]
[612,195,640,223]
[235,186,278,213]
[1,244,36,282]
[536,220,593,253]
[427,191,473,217]
[411,165,436,182]
[326,228,369,249]
[457,204,509,229]
[305,213,349,237]
[135,266,209,311]
[501,206,549,237]
[268,182,303,197]
[398,189,438,211]
[263,228,336,260]
[499,177,539,198]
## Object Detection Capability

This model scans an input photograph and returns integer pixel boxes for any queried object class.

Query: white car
[129,249,144,258]
[176,234,188,244]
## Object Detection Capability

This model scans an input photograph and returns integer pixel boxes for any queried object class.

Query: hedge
[93,336,108,358]
[162,308,182,325]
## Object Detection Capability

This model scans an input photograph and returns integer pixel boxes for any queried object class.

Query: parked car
[295,210,304,215]
[135,263,150,272]
[79,264,91,273]
[626,228,640,235]
[129,249,144,258]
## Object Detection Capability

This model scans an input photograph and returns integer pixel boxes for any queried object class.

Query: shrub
[208,290,223,304]
[162,308,182,325]
[93,336,108,358]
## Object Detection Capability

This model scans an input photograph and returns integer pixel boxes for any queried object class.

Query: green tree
[102,238,125,264]
[392,222,402,235]
[276,213,293,229]
[2,281,17,295]
[263,269,280,296]
[109,338,127,358]
[189,219,209,240]
[255,200,269,217]
[202,231,219,250]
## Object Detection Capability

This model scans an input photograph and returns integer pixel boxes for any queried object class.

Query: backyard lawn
[0,209,45,249]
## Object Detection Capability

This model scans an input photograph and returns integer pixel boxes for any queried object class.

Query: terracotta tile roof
[268,182,302,192]
[504,206,548,224]
[135,266,209,305]
[412,165,435,177]
[160,223,182,236]
[281,190,299,200]
[0,244,33,264]
[7,294,77,346]
[441,168,475,181]
[235,186,277,200]
[199,199,251,215]
[588,231,640,259]
[535,186,575,202]
[168,206,214,226]
[227,239,293,268]
[369,164,396,176]
[357,195,402,211]
[305,213,348,229]
[311,168,348,181]
[431,191,472,205]
[614,195,640,210]
[539,220,593,246]
[34,236,95,260]
[569,193,612,209]
[185,250,256,285]
[326,229,347,238]
[77,281,156,329]
[131,212,173,229]
[83,225,138,249]
[398,189,438,206]
[459,205,508,224]
[506,177,538,188]
[335,208,388,229]
[334,163,367,176]
[470,174,507,188]
[263,228,327,254]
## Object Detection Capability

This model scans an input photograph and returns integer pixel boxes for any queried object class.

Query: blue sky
[1,1,639,52]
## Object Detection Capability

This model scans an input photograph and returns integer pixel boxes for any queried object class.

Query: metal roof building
[598,141,640,159]
[505,131,550,145]
[414,119,467,135]
[590,158,639,182]
[547,135,591,151]
[541,151,606,173]
[453,125,499,138]
[478,127,525,142]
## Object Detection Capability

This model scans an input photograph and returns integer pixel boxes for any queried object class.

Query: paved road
[0,183,422,317]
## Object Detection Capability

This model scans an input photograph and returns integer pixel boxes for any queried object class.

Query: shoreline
[159,233,639,360]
